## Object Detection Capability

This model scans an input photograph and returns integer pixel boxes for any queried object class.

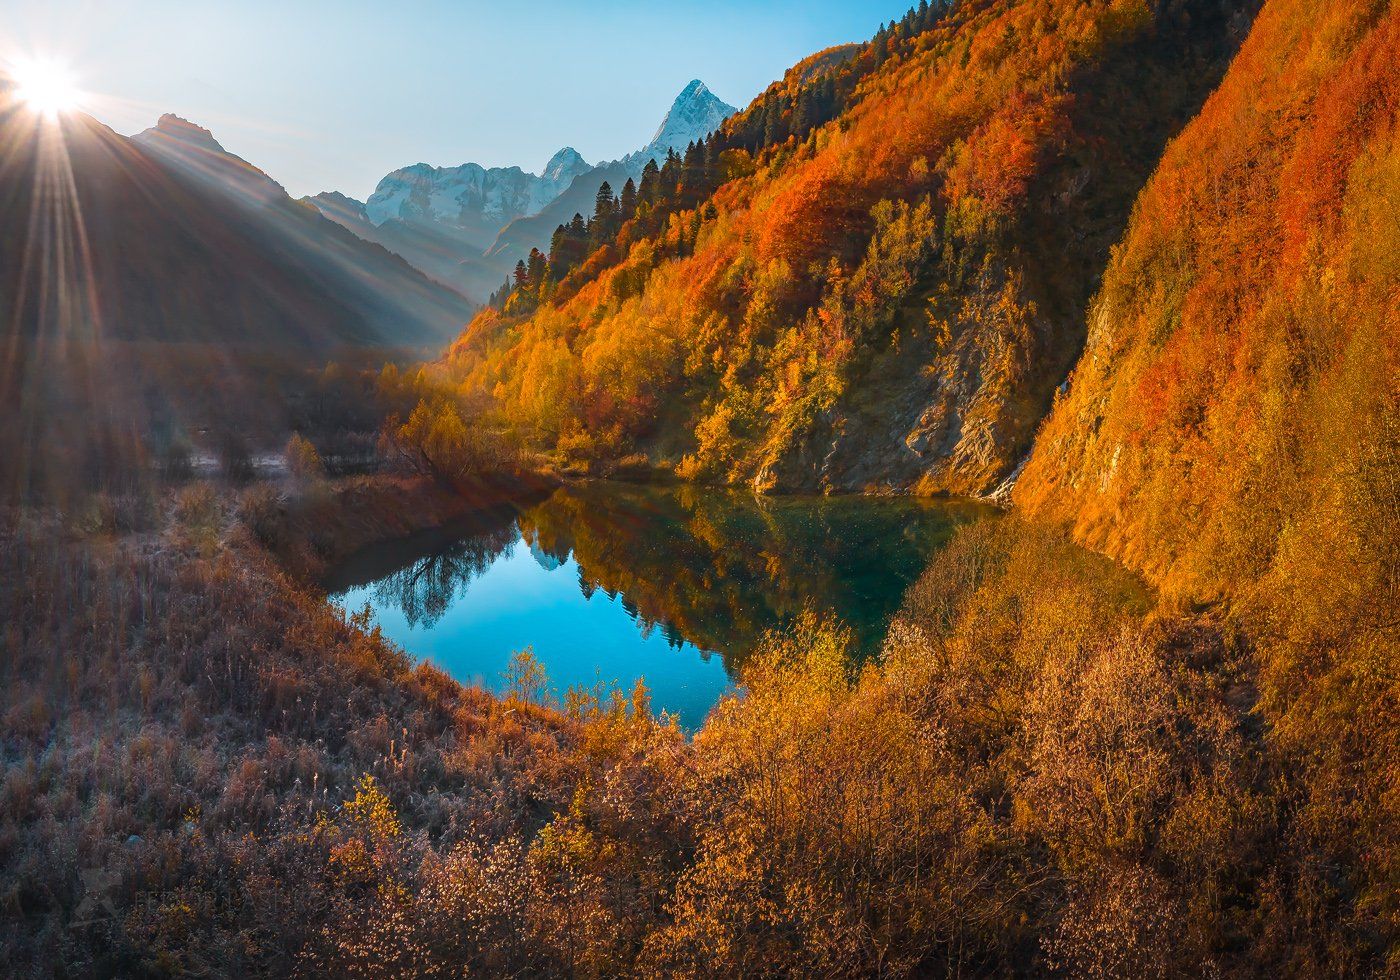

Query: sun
[12,57,81,119]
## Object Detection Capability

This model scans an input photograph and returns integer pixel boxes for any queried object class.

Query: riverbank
[246,470,559,584]
[0,487,607,975]
[3,464,1388,974]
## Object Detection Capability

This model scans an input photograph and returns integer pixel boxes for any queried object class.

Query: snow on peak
[544,146,589,182]
[344,79,735,239]
[640,79,737,163]
[363,151,592,229]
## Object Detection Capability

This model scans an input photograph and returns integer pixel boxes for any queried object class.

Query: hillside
[0,106,473,351]
[1014,0,1399,948]
[0,100,476,502]
[442,0,1254,494]
[1015,0,1397,603]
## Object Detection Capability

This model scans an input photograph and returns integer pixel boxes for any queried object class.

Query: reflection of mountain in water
[529,541,566,572]
[327,483,992,669]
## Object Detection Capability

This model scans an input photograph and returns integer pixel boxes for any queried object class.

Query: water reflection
[370,519,516,629]
[326,504,522,629]
[515,482,990,666]
[326,482,992,725]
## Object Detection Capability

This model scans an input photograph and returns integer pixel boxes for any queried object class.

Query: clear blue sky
[0,0,910,199]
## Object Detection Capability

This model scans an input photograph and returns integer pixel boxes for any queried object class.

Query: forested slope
[1015,0,1398,956]
[442,0,1253,494]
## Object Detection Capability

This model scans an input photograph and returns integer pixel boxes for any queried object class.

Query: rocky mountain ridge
[305,79,737,303]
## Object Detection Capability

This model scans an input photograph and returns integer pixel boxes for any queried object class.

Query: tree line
[489,0,956,313]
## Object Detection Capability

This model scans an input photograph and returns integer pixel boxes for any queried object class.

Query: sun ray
[11,56,81,119]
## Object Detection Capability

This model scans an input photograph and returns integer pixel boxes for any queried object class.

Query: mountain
[306,148,593,301]
[441,0,1253,495]
[621,79,738,173]
[483,81,738,268]
[0,107,475,349]
[0,98,476,496]
[306,80,737,301]
[129,114,481,340]
[131,112,283,200]
[362,148,592,244]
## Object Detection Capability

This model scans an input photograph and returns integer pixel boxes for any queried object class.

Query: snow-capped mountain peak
[639,79,737,162]
[361,147,591,231]
[543,146,589,183]
[308,78,738,301]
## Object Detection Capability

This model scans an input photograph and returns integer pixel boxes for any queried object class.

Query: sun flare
[12,57,80,118]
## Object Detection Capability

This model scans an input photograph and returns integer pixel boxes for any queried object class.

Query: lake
[326,482,992,728]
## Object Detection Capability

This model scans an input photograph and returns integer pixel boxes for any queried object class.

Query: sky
[0,0,910,200]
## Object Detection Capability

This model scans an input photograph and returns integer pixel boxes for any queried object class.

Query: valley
[0,0,1395,976]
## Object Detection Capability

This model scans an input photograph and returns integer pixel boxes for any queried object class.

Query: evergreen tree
[513,259,528,289]
[661,148,683,201]
[873,24,890,66]
[593,181,617,224]
[590,181,619,245]
[619,177,638,219]
[549,224,568,267]
[526,247,548,295]
[639,158,661,204]
[763,97,786,145]
[681,139,706,206]
[793,89,812,136]
[548,212,589,276]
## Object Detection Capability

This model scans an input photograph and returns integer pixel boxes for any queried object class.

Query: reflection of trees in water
[372,520,519,629]
[348,483,989,666]
[516,483,990,669]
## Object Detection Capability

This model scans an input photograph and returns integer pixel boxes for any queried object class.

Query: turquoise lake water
[327,482,991,729]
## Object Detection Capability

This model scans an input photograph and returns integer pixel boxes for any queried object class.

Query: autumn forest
[1,0,1396,976]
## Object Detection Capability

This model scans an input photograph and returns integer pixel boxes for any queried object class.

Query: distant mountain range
[0,100,474,352]
[0,91,483,490]
[304,80,738,302]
